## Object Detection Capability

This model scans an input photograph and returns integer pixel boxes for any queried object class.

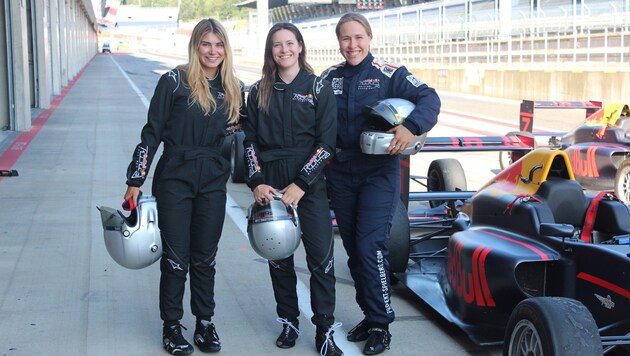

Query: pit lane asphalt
[0,52,516,356]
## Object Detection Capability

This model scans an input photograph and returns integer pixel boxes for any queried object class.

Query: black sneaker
[346,319,370,342]
[276,318,300,348]
[163,323,194,355]
[315,323,344,356]
[194,321,221,353]
[363,328,391,355]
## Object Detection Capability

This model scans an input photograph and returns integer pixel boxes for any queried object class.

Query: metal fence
[232,0,630,70]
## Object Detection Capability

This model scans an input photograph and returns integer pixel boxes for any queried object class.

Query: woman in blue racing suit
[321,12,441,356]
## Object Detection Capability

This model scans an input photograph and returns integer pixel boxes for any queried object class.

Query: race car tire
[427,159,467,208]
[386,199,410,274]
[221,135,233,161]
[230,131,246,183]
[503,297,601,356]
[614,159,630,205]
[499,131,536,170]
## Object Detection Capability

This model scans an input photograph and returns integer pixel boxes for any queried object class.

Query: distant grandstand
[235,0,427,23]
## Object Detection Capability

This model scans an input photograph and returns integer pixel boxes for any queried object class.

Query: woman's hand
[280,183,305,209]
[253,184,278,206]
[387,125,414,155]
[123,186,140,210]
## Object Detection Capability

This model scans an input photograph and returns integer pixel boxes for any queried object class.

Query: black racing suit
[242,69,338,329]
[321,53,440,328]
[126,68,245,324]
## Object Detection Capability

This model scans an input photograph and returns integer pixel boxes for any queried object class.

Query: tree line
[119,0,249,22]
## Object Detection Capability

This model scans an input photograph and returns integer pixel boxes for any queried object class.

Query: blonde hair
[335,12,373,40]
[177,18,241,124]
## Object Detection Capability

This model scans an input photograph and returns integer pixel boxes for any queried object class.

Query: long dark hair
[258,22,313,114]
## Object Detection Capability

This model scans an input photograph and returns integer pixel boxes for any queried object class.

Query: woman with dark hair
[242,22,342,356]
[321,12,441,355]
[123,18,245,355]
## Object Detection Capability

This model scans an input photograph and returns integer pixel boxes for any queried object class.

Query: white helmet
[97,194,162,269]
[360,98,427,155]
[247,197,301,260]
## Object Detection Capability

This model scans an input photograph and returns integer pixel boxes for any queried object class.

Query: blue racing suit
[321,53,440,327]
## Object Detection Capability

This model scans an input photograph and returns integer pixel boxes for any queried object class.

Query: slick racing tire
[386,199,410,274]
[221,135,233,161]
[503,297,601,356]
[614,160,630,205]
[230,131,246,183]
[427,159,467,208]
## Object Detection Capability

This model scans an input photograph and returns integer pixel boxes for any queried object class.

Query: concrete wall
[413,67,630,103]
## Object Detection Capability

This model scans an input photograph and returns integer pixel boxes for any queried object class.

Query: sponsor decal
[245,144,261,178]
[168,258,183,271]
[595,293,615,310]
[358,78,380,90]
[302,147,331,175]
[130,145,149,179]
[292,92,315,105]
[315,77,324,95]
[567,146,600,178]
[376,250,394,314]
[406,74,424,87]
[447,240,496,307]
[372,60,398,77]
[382,66,395,76]
[167,70,178,82]
[324,258,334,274]
[332,78,343,95]
[577,272,630,300]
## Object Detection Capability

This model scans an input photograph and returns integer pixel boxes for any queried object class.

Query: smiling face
[271,29,302,72]
[337,20,372,66]
[197,31,225,78]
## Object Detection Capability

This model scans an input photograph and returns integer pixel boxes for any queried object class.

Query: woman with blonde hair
[123,18,245,355]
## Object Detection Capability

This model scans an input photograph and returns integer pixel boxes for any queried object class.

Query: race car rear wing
[519,100,602,133]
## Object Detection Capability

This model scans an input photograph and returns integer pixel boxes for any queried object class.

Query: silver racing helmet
[364,98,415,131]
[361,98,427,155]
[97,194,162,269]
[247,196,301,261]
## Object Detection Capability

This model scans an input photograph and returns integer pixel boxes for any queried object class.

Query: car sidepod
[439,227,562,345]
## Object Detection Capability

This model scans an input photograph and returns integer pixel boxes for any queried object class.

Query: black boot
[194,320,221,353]
[163,323,194,355]
[315,323,344,356]
[276,318,300,348]
[363,328,391,355]
[346,319,370,342]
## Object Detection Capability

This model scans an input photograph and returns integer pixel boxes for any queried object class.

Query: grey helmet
[97,194,162,269]
[247,196,301,261]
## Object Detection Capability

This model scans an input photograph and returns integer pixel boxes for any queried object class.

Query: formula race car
[394,147,630,355]
[503,100,630,205]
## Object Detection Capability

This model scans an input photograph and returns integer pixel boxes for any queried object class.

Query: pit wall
[410,67,630,103]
